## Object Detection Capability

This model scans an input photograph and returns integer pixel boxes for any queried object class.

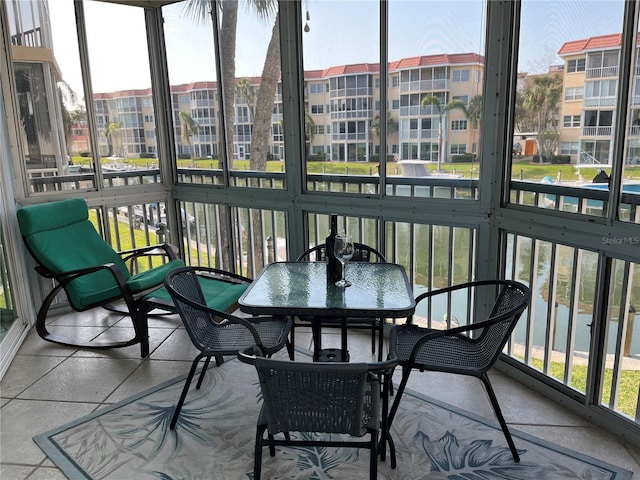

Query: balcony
[399,78,450,93]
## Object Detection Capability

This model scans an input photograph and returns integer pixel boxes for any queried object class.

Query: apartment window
[311,104,324,114]
[315,125,325,135]
[585,79,617,98]
[567,58,586,73]
[310,83,324,94]
[375,78,380,88]
[560,142,580,154]
[144,115,154,123]
[584,110,613,127]
[563,115,581,127]
[402,142,419,159]
[312,146,325,155]
[451,120,468,131]
[453,95,469,106]
[392,99,400,110]
[565,87,584,100]
[450,144,466,154]
[452,69,470,82]
[392,75,399,87]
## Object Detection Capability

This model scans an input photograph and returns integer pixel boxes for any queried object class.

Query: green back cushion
[17,198,159,309]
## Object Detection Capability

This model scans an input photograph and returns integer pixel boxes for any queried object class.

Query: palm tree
[466,95,482,159]
[184,0,279,273]
[179,111,200,157]
[104,121,122,157]
[461,95,483,179]
[283,111,315,155]
[421,95,467,172]
[520,73,562,162]
[370,113,398,138]
[235,77,256,124]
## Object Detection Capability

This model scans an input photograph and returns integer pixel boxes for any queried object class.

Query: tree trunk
[216,0,238,271]
[248,15,281,270]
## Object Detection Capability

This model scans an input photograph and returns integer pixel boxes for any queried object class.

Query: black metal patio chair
[387,279,531,463]
[164,266,292,429]
[238,348,397,479]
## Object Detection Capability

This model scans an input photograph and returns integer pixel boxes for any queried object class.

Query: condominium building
[82,54,484,164]
[557,33,637,165]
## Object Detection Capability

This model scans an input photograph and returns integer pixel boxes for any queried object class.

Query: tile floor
[1,308,639,479]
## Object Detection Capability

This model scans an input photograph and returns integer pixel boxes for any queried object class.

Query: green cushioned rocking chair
[17,198,185,357]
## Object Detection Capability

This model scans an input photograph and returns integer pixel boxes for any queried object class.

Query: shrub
[140,152,156,159]
[450,153,476,163]
[307,154,326,162]
[551,155,571,164]
[177,153,192,160]
[80,151,91,157]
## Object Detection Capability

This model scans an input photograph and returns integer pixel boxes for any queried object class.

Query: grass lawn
[520,355,639,419]
[72,155,640,183]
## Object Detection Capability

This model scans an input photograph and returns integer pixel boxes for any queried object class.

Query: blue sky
[49,0,626,100]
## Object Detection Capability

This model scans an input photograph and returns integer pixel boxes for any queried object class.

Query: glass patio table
[238,261,416,362]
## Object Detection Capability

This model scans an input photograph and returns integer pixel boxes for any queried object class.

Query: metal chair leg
[170,354,205,429]
[479,372,520,462]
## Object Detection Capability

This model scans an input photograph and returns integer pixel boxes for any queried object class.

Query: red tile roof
[557,33,634,55]
[94,52,485,96]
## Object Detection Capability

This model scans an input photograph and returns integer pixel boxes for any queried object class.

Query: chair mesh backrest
[165,268,224,352]
[465,282,529,370]
[297,243,385,263]
[254,358,370,437]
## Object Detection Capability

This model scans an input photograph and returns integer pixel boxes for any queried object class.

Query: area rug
[34,353,633,480]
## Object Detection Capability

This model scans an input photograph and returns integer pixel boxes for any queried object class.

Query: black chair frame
[238,348,398,479]
[25,241,178,358]
[386,279,530,463]
[165,267,292,430]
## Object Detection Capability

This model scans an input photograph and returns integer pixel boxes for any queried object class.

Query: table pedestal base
[317,348,350,362]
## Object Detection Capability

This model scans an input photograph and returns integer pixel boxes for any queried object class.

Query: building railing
[329,110,373,120]
[583,96,617,108]
[585,66,619,78]
[582,126,613,136]
[400,129,438,140]
[510,179,640,220]
[10,27,42,47]
[399,78,450,93]
[331,132,370,141]
[329,87,373,98]
[399,105,437,117]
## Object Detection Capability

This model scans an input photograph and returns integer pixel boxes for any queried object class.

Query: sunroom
[0,0,639,477]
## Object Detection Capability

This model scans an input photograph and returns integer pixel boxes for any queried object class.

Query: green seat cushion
[127,259,185,293]
[145,277,248,313]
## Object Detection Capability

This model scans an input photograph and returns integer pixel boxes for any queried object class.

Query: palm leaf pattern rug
[34,353,632,480]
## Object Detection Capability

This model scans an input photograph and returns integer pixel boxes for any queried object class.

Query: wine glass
[334,234,354,287]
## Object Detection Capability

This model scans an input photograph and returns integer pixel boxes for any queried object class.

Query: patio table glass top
[238,261,415,318]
